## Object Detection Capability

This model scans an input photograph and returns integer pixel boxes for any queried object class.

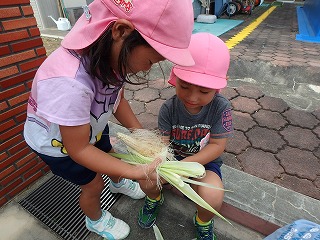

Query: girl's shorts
[34,125,112,186]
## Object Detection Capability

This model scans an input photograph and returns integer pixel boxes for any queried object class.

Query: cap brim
[140,33,195,67]
[62,16,116,50]
[169,68,227,89]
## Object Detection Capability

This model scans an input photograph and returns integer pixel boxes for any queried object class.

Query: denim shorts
[204,161,222,180]
[35,125,112,186]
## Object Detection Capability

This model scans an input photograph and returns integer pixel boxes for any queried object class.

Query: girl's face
[127,45,165,73]
[176,78,217,114]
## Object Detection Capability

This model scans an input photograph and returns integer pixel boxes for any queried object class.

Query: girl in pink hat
[23,0,194,239]
[138,33,234,240]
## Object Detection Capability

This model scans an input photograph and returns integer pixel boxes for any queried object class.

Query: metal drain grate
[19,175,121,240]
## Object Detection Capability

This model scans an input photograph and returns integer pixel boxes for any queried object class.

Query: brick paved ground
[112,77,320,201]
[41,1,320,202]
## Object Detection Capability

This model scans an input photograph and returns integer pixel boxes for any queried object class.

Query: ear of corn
[160,161,206,178]
[111,130,232,225]
[117,131,167,158]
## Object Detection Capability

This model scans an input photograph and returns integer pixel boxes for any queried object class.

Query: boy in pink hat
[138,33,234,240]
[23,0,194,239]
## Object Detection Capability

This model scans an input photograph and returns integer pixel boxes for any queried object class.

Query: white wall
[30,0,60,29]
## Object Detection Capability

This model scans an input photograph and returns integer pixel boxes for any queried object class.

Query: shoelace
[197,224,213,239]
[105,216,116,229]
[127,180,136,191]
[145,198,159,213]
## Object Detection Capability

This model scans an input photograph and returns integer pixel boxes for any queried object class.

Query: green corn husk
[153,224,164,240]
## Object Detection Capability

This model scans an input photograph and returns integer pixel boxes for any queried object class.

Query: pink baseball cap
[61,0,195,66]
[168,33,230,89]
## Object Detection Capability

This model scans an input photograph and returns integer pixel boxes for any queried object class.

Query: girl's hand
[136,157,162,181]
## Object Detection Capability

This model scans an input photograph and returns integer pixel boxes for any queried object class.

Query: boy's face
[175,78,217,114]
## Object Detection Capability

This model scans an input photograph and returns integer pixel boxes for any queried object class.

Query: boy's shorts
[204,161,222,180]
[35,125,112,186]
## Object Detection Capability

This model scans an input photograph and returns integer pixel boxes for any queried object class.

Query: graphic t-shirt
[158,94,233,166]
[24,47,122,157]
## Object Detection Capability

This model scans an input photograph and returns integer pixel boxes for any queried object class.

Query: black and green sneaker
[138,193,164,228]
[194,214,217,240]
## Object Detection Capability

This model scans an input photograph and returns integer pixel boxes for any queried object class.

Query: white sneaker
[86,210,130,240]
[109,178,146,199]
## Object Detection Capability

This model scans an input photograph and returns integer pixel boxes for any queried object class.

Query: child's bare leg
[80,173,104,220]
[194,171,224,222]
[138,179,163,228]
[82,174,130,239]
[139,179,160,199]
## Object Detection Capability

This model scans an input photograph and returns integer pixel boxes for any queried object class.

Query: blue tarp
[296,0,320,43]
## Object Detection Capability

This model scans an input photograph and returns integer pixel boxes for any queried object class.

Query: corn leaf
[159,169,232,225]
[153,224,164,240]
[180,176,233,192]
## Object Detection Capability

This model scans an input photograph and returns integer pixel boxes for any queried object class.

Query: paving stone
[309,61,320,67]
[235,85,264,99]
[145,99,165,116]
[290,61,309,67]
[276,146,320,181]
[282,108,319,129]
[225,130,250,154]
[148,78,171,89]
[230,52,241,59]
[271,60,291,67]
[160,87,175,100]
[246,126,286,153]
[314,148,320,159]
[315,177,320,189]
[274,174,320,200]
[290,56,307,63]
[232,111,256,132]
[275,52,288,58]
[137,112,158,130]
[125,83,146,91]
[258,52,273,57]
[221,152,242,171]
[312,108,320,120]
[134,88,160,103]
[280,125,319,151]
[257,96,289,112]
[258,56,274,61]
[220,87,238,100]
[237,148,284,182]
[231,96,261,114]
[124,89,134,100]
[308,55,320,64]
[252,109,288,130]
[128,99,145,115]
[312,126,320,138]
[239,55,257,62]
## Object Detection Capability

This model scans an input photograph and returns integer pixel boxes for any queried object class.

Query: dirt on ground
[42,37,62,56]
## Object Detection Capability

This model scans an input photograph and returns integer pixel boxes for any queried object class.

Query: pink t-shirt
[24,47,122,157]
